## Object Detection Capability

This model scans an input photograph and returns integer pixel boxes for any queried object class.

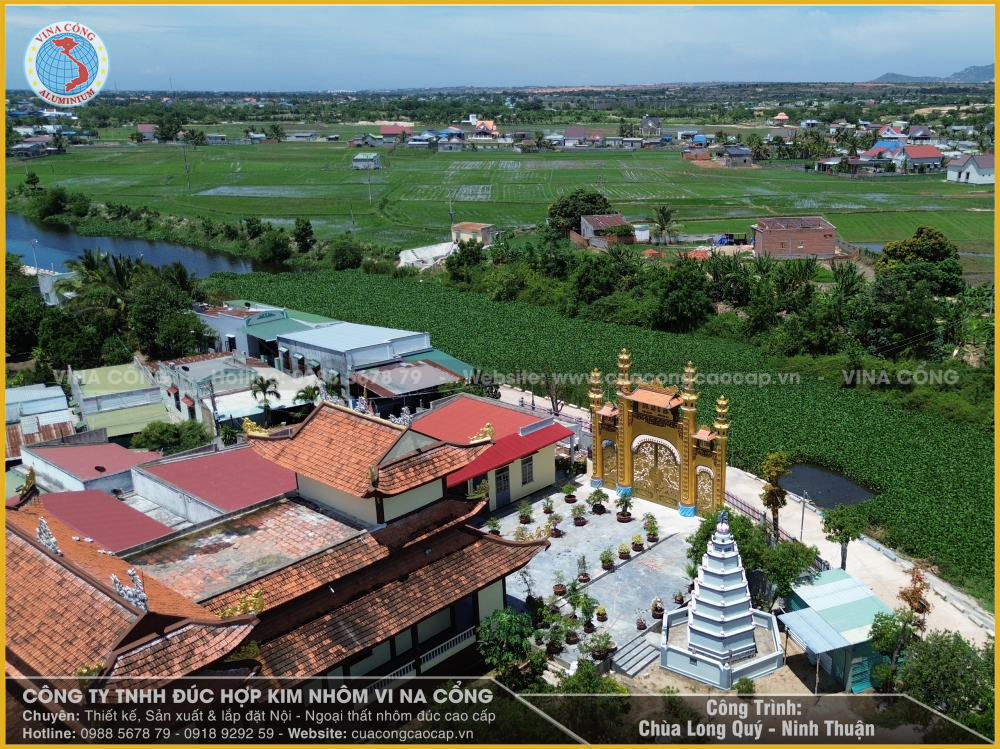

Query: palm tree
[55,248,148,319]
[294,384,320,405]
[760,451,791,539]
[651,205,683,245]
[250,375,281,426]
[832,261,866,298]
[156,262,205,302]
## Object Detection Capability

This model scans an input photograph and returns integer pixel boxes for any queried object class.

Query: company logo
[24,21,109,107]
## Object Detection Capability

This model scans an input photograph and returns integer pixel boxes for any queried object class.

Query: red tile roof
[446,423,573,488]
[581,214,628,231]
[379,125,411,136]
[25,443,160,480]
[377,443,489,495]
[692,427,717,441]
[140,446,296,513]
[256,530,546,678]
[411,393,545,443]
[31,490,173,553]
[452,222,494,231]
[903,145,942,159]
[564,127,586,138]
[137,123,157,133]
[627,387,682,409]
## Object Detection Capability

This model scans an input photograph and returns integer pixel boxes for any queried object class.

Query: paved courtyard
[491,476,701,663]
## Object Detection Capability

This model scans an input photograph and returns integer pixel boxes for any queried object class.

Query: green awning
[278,346,289,353]
[242,317,309,342]
[84,403,173,437]
[292,352,304,360]
[308,359,321,368]
[402,348,475,378]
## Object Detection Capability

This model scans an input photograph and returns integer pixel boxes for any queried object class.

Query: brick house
[380,125,411,145]
[580,213,630,241]
[724,145,753,168]
[752,216,837,258]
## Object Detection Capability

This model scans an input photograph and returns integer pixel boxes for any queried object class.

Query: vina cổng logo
[24,21,109,106]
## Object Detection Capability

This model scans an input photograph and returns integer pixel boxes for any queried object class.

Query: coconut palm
[55,248,149,319]
[294,384,320,405]
[650,205,683,245]
[760,451,791,538]
[832,261,866,298]
[250,375,281,426]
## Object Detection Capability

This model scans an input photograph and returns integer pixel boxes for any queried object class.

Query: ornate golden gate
[632,439,680,509]
[601,441,618,491]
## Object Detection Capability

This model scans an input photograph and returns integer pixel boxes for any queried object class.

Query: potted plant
[576,554,590,583]
[565,626,580,645]
[550,513,564,538]
[566,580,582,616]
[596,605,608,623]
[533,629,545,646]
[615,494,633,522]
[636,616,647,631]
[580,594,597,633]
[486,517,501,535]
[571,503,587,526]
[562,483,578,504]
[618,542,631,560]
[643,512,659,542]
[542,496,554,514]
[588,632,613,661]
[651,596,665,619]
[546,623,565,654]
[586,489,608,515]
[552,571,567,597]
[685,561,699,593]
[599,547,615,570]
[631,533,644,552]
[673,590,685,605]
[518,500,533,524]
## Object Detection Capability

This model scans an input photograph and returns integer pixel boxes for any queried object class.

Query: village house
[767,127,796,142]
[353,151,382,169]
[136,123,157,141]
[752,216,837,258]
[682,147,711,161]
[947,153,994,185]
[353,133,383,148]
[471,120,499,140]
[452,221,497,246]
[768,112,789,126]
[288,132,317,141]
[640,115,663,137]
[724,145,753,168]
[5,385,77,465]
[604,135,623,148]
[906,125,934,143]
[351,360,464,418]
[380,125,411,145]
[20,441,159,494]
[438,136,464,152]
[563,126,587,147]
[69,362,172,443]
[580,213,630,241]
[893,144,943,172]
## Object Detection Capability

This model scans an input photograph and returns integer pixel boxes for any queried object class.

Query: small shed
[352,152,382,170]
[207,134,227,145]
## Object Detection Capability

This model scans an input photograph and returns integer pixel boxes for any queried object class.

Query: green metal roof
[791,569,892,640]
[240,317,309,341]
[84,403,173,437]
[224,300,336,326]
[402,349,475,378]
[76,364,155,396]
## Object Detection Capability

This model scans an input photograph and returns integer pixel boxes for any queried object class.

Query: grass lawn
[8,140,993,272]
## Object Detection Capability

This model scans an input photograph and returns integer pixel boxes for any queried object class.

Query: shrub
[734,677,756,696]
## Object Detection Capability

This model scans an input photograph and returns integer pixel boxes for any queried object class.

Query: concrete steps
[611,634,659,677]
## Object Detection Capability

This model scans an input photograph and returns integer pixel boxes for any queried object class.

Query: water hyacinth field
[214,269,995,603]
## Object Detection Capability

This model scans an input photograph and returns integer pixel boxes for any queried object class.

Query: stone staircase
[611,634,659,677]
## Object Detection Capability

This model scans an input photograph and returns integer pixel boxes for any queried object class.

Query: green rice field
[8,137,994,275]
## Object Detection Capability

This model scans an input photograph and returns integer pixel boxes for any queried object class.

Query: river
[6,212,257,275]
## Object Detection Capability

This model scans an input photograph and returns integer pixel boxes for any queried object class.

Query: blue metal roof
[779,608,851,654]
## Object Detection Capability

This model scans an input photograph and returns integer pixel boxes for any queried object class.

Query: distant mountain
[871,63,993,84]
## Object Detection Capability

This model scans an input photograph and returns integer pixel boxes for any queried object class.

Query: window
[281,349,291,371]
[187,404,196,420]
[226,335,236,352]
[173,392,181,411]
[521,455,534,486]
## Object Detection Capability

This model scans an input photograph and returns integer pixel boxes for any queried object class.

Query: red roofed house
[20,442,159,494]
[452,222,497,246]
[893,144,943,172]
[752,216,837,258]
[580,213,631,242]
[136,123,157,141]
[379,124,412,145]
[563,126,587,147]
[410,393,573,511]
[471,120,498,139]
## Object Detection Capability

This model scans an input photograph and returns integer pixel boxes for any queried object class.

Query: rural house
[353,152,382,169]
[752,216,837,258]
[380,125,411,145]
[136,123,157,141]
[580,213,630,241]
[946,153,994,185]
[893,145,943,171]
[724,145,753,168]
[640,115,662,137]
[563,126,586,147]
[452,222,497,246]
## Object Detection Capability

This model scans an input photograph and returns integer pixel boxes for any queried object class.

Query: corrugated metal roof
[5,384,57,403]
[75,364,153,396]
[34,409,77,427]
[84,403,173,437]
[790,569,892,639]
[819,597,891,639]
[446,423,574,488]
[38,491,173,553]
[5,419,77,461]
[779,608,850,654]
[402,349,474,378]
[240,317,309,342]
[278,322,428,355]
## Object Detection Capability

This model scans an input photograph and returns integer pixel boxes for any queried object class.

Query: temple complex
[589,350,730,517]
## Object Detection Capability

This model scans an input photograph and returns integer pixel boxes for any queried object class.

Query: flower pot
[616,512,632,523]
[488,530,501,536]
[574,517,587,527]
[583,622,596,634]
[632,542,644,552]
[553,584,567,597]
[608,641,618,653]
[519,516,531,524]
[578,573,590,583]
[565,631,579,645]
[651,608,665,620]
[647,534,659,543]
[596,612,608,622]
[593,504,606,515]
[551,528,563,538]
[564,495,577,504]
[546,644,562,655]
[591,650,608,661]
[687,583,695,593]
[636,619,647,631]
[618,551,631,560]
[543,507,554,515]
[673,597,685,606]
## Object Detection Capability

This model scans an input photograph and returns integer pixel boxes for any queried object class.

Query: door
[495,466,511,508]
[633,440,680,509]
[601,443,618,491]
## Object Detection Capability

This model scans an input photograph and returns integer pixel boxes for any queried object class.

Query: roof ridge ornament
[111,568,149,612]
[469,422,494,443]
[241,417,268,435]
[36,516,62,556]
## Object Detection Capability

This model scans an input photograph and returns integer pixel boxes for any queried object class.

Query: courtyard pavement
[491,476,701,663]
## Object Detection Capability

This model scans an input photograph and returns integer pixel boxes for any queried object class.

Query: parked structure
[947,153,994,184]
[752,216,837,258]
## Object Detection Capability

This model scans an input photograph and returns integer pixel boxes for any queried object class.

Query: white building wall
[383,481,443,522]
[130,468,223,524]
[349,642,391,675]
[297,474,378,525]
[509,445,556,504]
[417,609,452,642]
[20,451,85,492]
[477,580,505,620]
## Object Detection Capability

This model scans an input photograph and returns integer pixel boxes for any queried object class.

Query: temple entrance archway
[696,467,715,516]
[632,437,680,509]
[601,440,618,491]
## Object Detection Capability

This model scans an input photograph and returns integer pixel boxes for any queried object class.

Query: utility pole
[447,191,456,236]
[350,203,355,233]
[367,168,373,204]
[181,143,191,190]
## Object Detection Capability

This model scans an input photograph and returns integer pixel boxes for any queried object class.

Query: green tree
[546,188,612,234]
[24,171,40,190]
[760,451,791,538]
[822,504,864,571]
[653,258,715,332]
[155,311,211,360]
[292,218,316,254]
[765,539,819,605]
[130,420,212,455]
[32,186,70,219]
[242,217,266,240]
[250,375,281,426]
[36,307,105,370]
[328,234,365,271]
[476,607,534,674]
[126,276,194,357]
[5,254,46,359]
[184,130,208,146]
[444,239,486,285]
[294,384,320,405]
[265,123,286,141]
[255,228,292,264]
[876,225,960,272]
[744,277,779,335]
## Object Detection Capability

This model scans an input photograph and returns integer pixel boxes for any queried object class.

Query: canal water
[6,212,256,275]
[781,463,875,508]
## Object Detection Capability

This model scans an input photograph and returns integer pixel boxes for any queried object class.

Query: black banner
[6,677,989,745]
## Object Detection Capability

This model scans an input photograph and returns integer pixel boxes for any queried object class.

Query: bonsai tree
[651,596,664,612]
[553,570,567,595]
[577,554,589,581]
[586,489,609,512]
[542,496,555,513]
[618,542,631,558]
[596,604,608,620]
[486,516,501,534]
[631,532,644,550]
[579,594,597,626]
[642,512,659,539]
[600,547,615,569]
[546,622,565,652]
[565,623,580,645]
[571,503,587,522]
[760,451,791,537]
[476,607,534,675]
[562,483,578,501]
[822,503,864,571]
[587,631,613,659]
[615,494,633,517]
[518,500,533,522]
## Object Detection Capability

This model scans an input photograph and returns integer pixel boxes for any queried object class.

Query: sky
[5,5,995,91]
